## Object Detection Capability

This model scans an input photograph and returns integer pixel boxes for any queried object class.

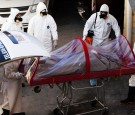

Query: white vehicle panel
[0,31,50,65]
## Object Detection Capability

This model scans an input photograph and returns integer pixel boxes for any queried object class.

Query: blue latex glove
[90,79,97,86]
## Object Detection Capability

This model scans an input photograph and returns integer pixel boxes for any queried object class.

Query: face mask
[100,11,108,19]
[40,9,47,16]
[14,14,23,23]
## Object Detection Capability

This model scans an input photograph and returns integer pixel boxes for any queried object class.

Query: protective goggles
[40,9,47,16]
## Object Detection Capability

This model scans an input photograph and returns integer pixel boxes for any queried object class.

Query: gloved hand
[9,72,24,79]
[53,40,58,49]
[15,72,24,79]
[83,36,86,41]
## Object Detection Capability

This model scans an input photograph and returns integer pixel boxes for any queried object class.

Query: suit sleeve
[83,13,96,39]
[49,15,58,41]
[111,16,121,38]
[4,61,22,79]
[27,17,35,36]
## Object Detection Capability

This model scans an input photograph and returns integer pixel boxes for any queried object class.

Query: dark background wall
[49,0,124,33]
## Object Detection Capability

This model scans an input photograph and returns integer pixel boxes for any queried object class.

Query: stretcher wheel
[102,108,109,115]
[53,107,64,115]
[34,86,41,93]
[91,100,97,107]
[22,83,25,87]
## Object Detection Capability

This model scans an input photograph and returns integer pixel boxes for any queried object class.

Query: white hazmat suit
[1,8,23,32]
[28,2,58,53]
[1,8,25,115]
[1,61,23,115]
[129,75,135,87]
[83,4,120,46]
[83,4,120,86]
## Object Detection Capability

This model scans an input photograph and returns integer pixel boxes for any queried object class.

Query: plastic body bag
[35,35,135,78]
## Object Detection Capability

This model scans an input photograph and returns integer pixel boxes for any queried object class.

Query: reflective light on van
[30,4,37,13]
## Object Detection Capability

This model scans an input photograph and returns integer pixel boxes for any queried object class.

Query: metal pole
[127,0,132,43]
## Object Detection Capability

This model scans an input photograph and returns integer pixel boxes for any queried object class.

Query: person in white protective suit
[1,8,25,115]
[120,43,135,104]
[83,4,121,86]
[1,8,23,32]
[28,2,58,53]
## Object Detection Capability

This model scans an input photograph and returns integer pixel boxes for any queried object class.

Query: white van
[0,0,50,31]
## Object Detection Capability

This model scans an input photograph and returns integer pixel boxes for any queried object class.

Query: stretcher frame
[53,81,108,115]
[23,36,135,115]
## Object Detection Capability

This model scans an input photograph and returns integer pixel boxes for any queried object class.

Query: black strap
[87,13,97,37]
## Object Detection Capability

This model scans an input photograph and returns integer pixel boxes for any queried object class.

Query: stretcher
[2,31,131,114]
[21,35,135,115]
[23,35,135,86]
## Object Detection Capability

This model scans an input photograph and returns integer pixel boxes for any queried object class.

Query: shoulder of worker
[88,12,100,19]
[46,14,56,23]
[107,14,117,21]
[1,22,11,31]
[47,14,55,19]
[28,15,37,24]
[31,15,37,20]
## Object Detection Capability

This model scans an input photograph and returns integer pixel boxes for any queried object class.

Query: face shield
[40,9,47,16]
[14,13,23,23]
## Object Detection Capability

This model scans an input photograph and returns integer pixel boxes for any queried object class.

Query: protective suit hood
[36,2,48,15]
[8,8,20,23]
[100,4,109,13]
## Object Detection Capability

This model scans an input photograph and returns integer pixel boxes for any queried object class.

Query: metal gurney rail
[53,81,108,115]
